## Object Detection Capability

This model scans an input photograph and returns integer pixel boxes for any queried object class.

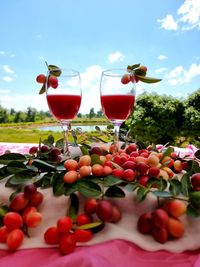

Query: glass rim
[101,68,135,77]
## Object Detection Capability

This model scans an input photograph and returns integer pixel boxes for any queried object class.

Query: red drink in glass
[47,94,82,120]
[101,94,135,121]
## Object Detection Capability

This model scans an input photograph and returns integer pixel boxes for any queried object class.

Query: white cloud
[2,65,14,74]
[158,55,168,60]
[166,63,200,85]
[108,51,124,63]
[0,51,5,55]
[0,89,10,94]
[158,0,200,31]
[2,76,13,82]
[158,14,178,30]
[155,67,167,73]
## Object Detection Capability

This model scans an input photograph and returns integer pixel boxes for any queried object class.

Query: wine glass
[100,68,136,153]
[46,68,82,158]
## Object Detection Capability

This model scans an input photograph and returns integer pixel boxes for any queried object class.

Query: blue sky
[0,0,200,114]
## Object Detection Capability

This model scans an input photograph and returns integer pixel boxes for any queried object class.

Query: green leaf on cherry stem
[39,84,46,95]
[136,187,150,202]
[67,193,79,221]
[187,204,200,217]
[105,186,125,198]
[77,221,105,233]
[195,149,200,159]
[181,172,191,197]
[7,161,27,174]
[152,191,172,198]
[169,179,182,196]
[48,65,62,77]
[127,64,141,70]
[32,159,56,172]
[135,75,162,84]
[103,175,123,187]
[77,180,102,198]
[91,154,102,166]
[0,153,27,165]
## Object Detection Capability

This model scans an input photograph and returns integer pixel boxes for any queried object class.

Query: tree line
[126,88,200,147]
[0,106,104,123]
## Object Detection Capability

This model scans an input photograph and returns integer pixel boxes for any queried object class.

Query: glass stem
[61,123,70,158]
[113,125,120,154]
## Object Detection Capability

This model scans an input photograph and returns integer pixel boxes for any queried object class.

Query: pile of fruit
[0,140,200,254]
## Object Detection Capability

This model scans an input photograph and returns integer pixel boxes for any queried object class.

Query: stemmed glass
[100,69,136,153]
[46,68,82,158]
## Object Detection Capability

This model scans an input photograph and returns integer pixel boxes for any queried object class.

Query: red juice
[47,94,81,120]
[101,94,135,121]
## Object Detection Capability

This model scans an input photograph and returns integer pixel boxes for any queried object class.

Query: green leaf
[135,68,146,76]
[105,186,125,198]
[91,154,102,166]
[195,149,200,159]
[159,147,174,162]
[136,187,150,202]
[0,205,9,217]
[169,179,181,196]
[0,153,27,165]
[148,178,167,191]
[77,221,103,230]
[8,173,33,185]
[55,138,64,150]
[103,175,123,187]
[67,193,79,221]
[48,65,62,76]
[53,173,65,196]
[7,161,27,174]
[77,180,102,198]
[192,161,200,173]
[0,166,9,180]
[32,159,56,172]
[64,183,79,196]
[39,84,46,94]
[135,75,162,84]
[37,173,54,188]
[181,172,191,197]
[127,64,140,70]
[152,190,172,198]
[124,182,139,192]
[187,204,200,217]
[80,145,90,155]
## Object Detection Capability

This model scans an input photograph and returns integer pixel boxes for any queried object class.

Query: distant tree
[0,105,9,123]
[77,113,82,118]
[89,108,95,119]
[97,110,103,117]
[10,108,16,115]
[14,111,25,123]
[26,107,36,122]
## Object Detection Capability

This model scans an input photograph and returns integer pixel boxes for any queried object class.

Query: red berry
[74,229,93,242]
[112,169,124,179]
[6,229,24,250]
[59,233,76,255]
[121,74,131,84]
[29,191,44,207]
[4,212,23,231]
[0,226,9,243]
[57,216,73,234]
[76,213,92,226]
[29,146,38,154]
[36,74,46,84]
[9,193,29,212]
[84,198,97,215]
[44,226,60,245]
[25,212,42,228]
[123,169,136,181]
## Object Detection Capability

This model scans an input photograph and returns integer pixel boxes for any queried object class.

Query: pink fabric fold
[0,240,199,267]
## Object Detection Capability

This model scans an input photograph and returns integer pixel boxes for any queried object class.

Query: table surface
[0,142,200,267]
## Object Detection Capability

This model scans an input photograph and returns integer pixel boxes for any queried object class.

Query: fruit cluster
[29,144,62,163]
[63,143,188,185]
[0,184,43,250]
[44,198,121,255]
[121,63,162,85]
[137,199,186,243]
[36,63,61,94]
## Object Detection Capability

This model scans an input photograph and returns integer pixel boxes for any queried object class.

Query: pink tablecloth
[0,240,200,267]
[0,143,200,267]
